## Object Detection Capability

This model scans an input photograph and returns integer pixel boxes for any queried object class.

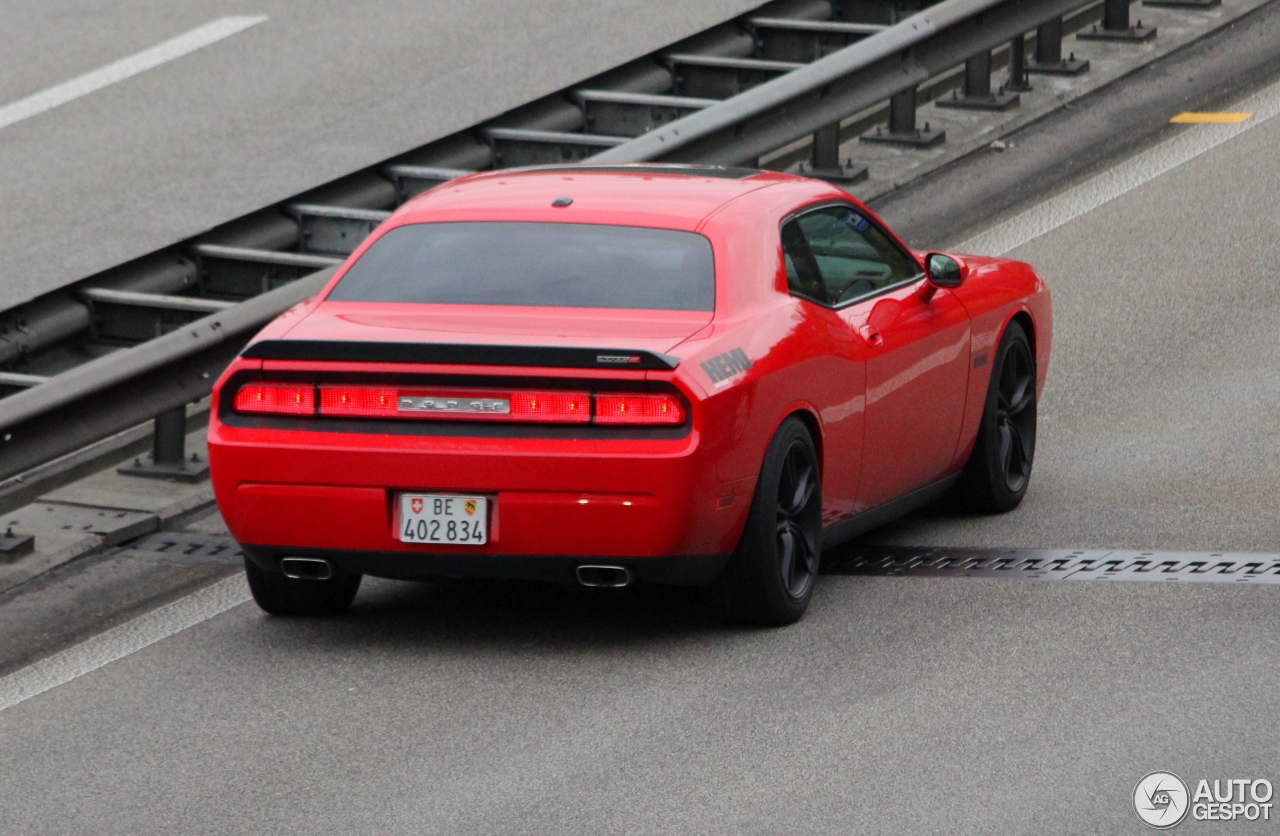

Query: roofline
[460,162,771,181]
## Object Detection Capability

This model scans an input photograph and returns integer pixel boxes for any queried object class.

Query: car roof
[389,164,801,231]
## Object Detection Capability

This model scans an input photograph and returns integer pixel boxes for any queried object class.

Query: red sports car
[208,164,1051,625]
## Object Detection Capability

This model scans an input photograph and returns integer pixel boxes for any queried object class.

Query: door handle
[858,324,883,346]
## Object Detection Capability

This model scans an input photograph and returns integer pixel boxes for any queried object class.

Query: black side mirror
[925,253,964,288]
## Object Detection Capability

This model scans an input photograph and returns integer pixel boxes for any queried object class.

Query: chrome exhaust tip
[280,557,333,581]
[576,564,632,588]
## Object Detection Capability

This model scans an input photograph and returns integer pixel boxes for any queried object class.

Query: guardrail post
[1006,35,1032,92]
[936,49,1020,112]
[1079,0,1157,41]
[797,122,869,185]
[1027,17,1089,76]
[860,86,945,148]
[118,405,209,483]
[0,525,35,562]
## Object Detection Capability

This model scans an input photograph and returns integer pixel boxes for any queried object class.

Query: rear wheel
[715,417,821,626]
[952,321,1037,512]
[244,556,362,617]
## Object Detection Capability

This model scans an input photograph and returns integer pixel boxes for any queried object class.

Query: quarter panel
[690,182,876,527]
[677,301,866,527]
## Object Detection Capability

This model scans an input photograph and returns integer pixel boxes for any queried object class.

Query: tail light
[232,384,682,425]
[319,387,397,417]
[594,394,684,425]
[234,385,315,415]
[510,392,590,423]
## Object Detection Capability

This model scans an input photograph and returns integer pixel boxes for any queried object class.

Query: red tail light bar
[510,392,591,423]
[319,387,397,417]
[594,394,684,424]
[234,385,315,415]
[232,385,684,425]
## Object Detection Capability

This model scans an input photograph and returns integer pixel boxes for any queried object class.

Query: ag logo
[1134,772,1190,829]
[464,499,477,516]
[410,498,424,514]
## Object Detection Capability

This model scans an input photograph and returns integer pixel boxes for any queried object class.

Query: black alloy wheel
[776,439,821,599]
[952,321,1037,513]
[994,332,1036,494]
[715,417,822,626]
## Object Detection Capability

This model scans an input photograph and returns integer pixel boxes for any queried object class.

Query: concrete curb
[0,425,219,596]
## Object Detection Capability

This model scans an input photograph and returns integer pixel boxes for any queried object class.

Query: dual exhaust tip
[280,557,632,589]
[576,564,632,588]
[280,557,333,581]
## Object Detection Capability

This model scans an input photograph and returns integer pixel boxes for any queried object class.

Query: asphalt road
[4,20,1280,836]
[0,0,762,310]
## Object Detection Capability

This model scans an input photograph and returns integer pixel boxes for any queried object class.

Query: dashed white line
[0,15,268,132]
[0,575,250,713]
[960,74,1280,256]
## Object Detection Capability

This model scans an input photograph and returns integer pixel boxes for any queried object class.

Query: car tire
[952,320,1037,513]
[243,556,362,617]
[715,416,822,627]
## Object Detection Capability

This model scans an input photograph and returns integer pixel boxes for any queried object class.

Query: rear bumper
[208,422,756,564]
[243,545,729,586]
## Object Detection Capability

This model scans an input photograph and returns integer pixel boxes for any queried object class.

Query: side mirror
[920,253,966,303]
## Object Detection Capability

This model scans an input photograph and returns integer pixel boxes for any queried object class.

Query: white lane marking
[0,15,268,132]
[960,75,1280,256]
[0,575,250,713]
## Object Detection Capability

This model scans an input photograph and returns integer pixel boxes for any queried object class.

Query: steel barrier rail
[0,270,333,481]
[592,0,1093,166]
[0,0,1116,485]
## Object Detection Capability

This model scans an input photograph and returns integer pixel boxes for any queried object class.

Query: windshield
[327,221,716,311]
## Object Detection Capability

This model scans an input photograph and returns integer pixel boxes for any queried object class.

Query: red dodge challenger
[208,164,1051,625]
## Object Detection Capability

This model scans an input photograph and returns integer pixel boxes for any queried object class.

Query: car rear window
[327,222,715,311]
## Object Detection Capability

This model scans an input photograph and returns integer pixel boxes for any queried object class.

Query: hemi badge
[701,348,752,384]
[597,354,642,365]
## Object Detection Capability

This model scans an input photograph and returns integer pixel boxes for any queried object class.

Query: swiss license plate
[398,494,488,545]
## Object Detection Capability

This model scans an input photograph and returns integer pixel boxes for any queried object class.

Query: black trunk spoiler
[241,340,680,371]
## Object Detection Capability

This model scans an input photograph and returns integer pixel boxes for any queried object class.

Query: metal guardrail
[0,269,334,484]
[593,0,1090,166]
[0,0,1138,487]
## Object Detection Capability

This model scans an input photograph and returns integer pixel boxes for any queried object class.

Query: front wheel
[714,417,822,626]
[952,320,1037,512]
[244,556,362,617]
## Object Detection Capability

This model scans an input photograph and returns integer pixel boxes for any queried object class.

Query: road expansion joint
[827,546,1280,584]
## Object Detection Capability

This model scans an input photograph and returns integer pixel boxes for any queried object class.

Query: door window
[781,205,921,306]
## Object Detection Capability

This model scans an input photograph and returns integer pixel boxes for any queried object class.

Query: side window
[781,217,826,303]
[787,205,921,306]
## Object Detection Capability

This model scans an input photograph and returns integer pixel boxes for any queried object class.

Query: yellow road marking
[1170,112,1253,124]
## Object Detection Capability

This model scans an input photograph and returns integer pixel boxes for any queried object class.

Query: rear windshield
[327,222,715,311]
